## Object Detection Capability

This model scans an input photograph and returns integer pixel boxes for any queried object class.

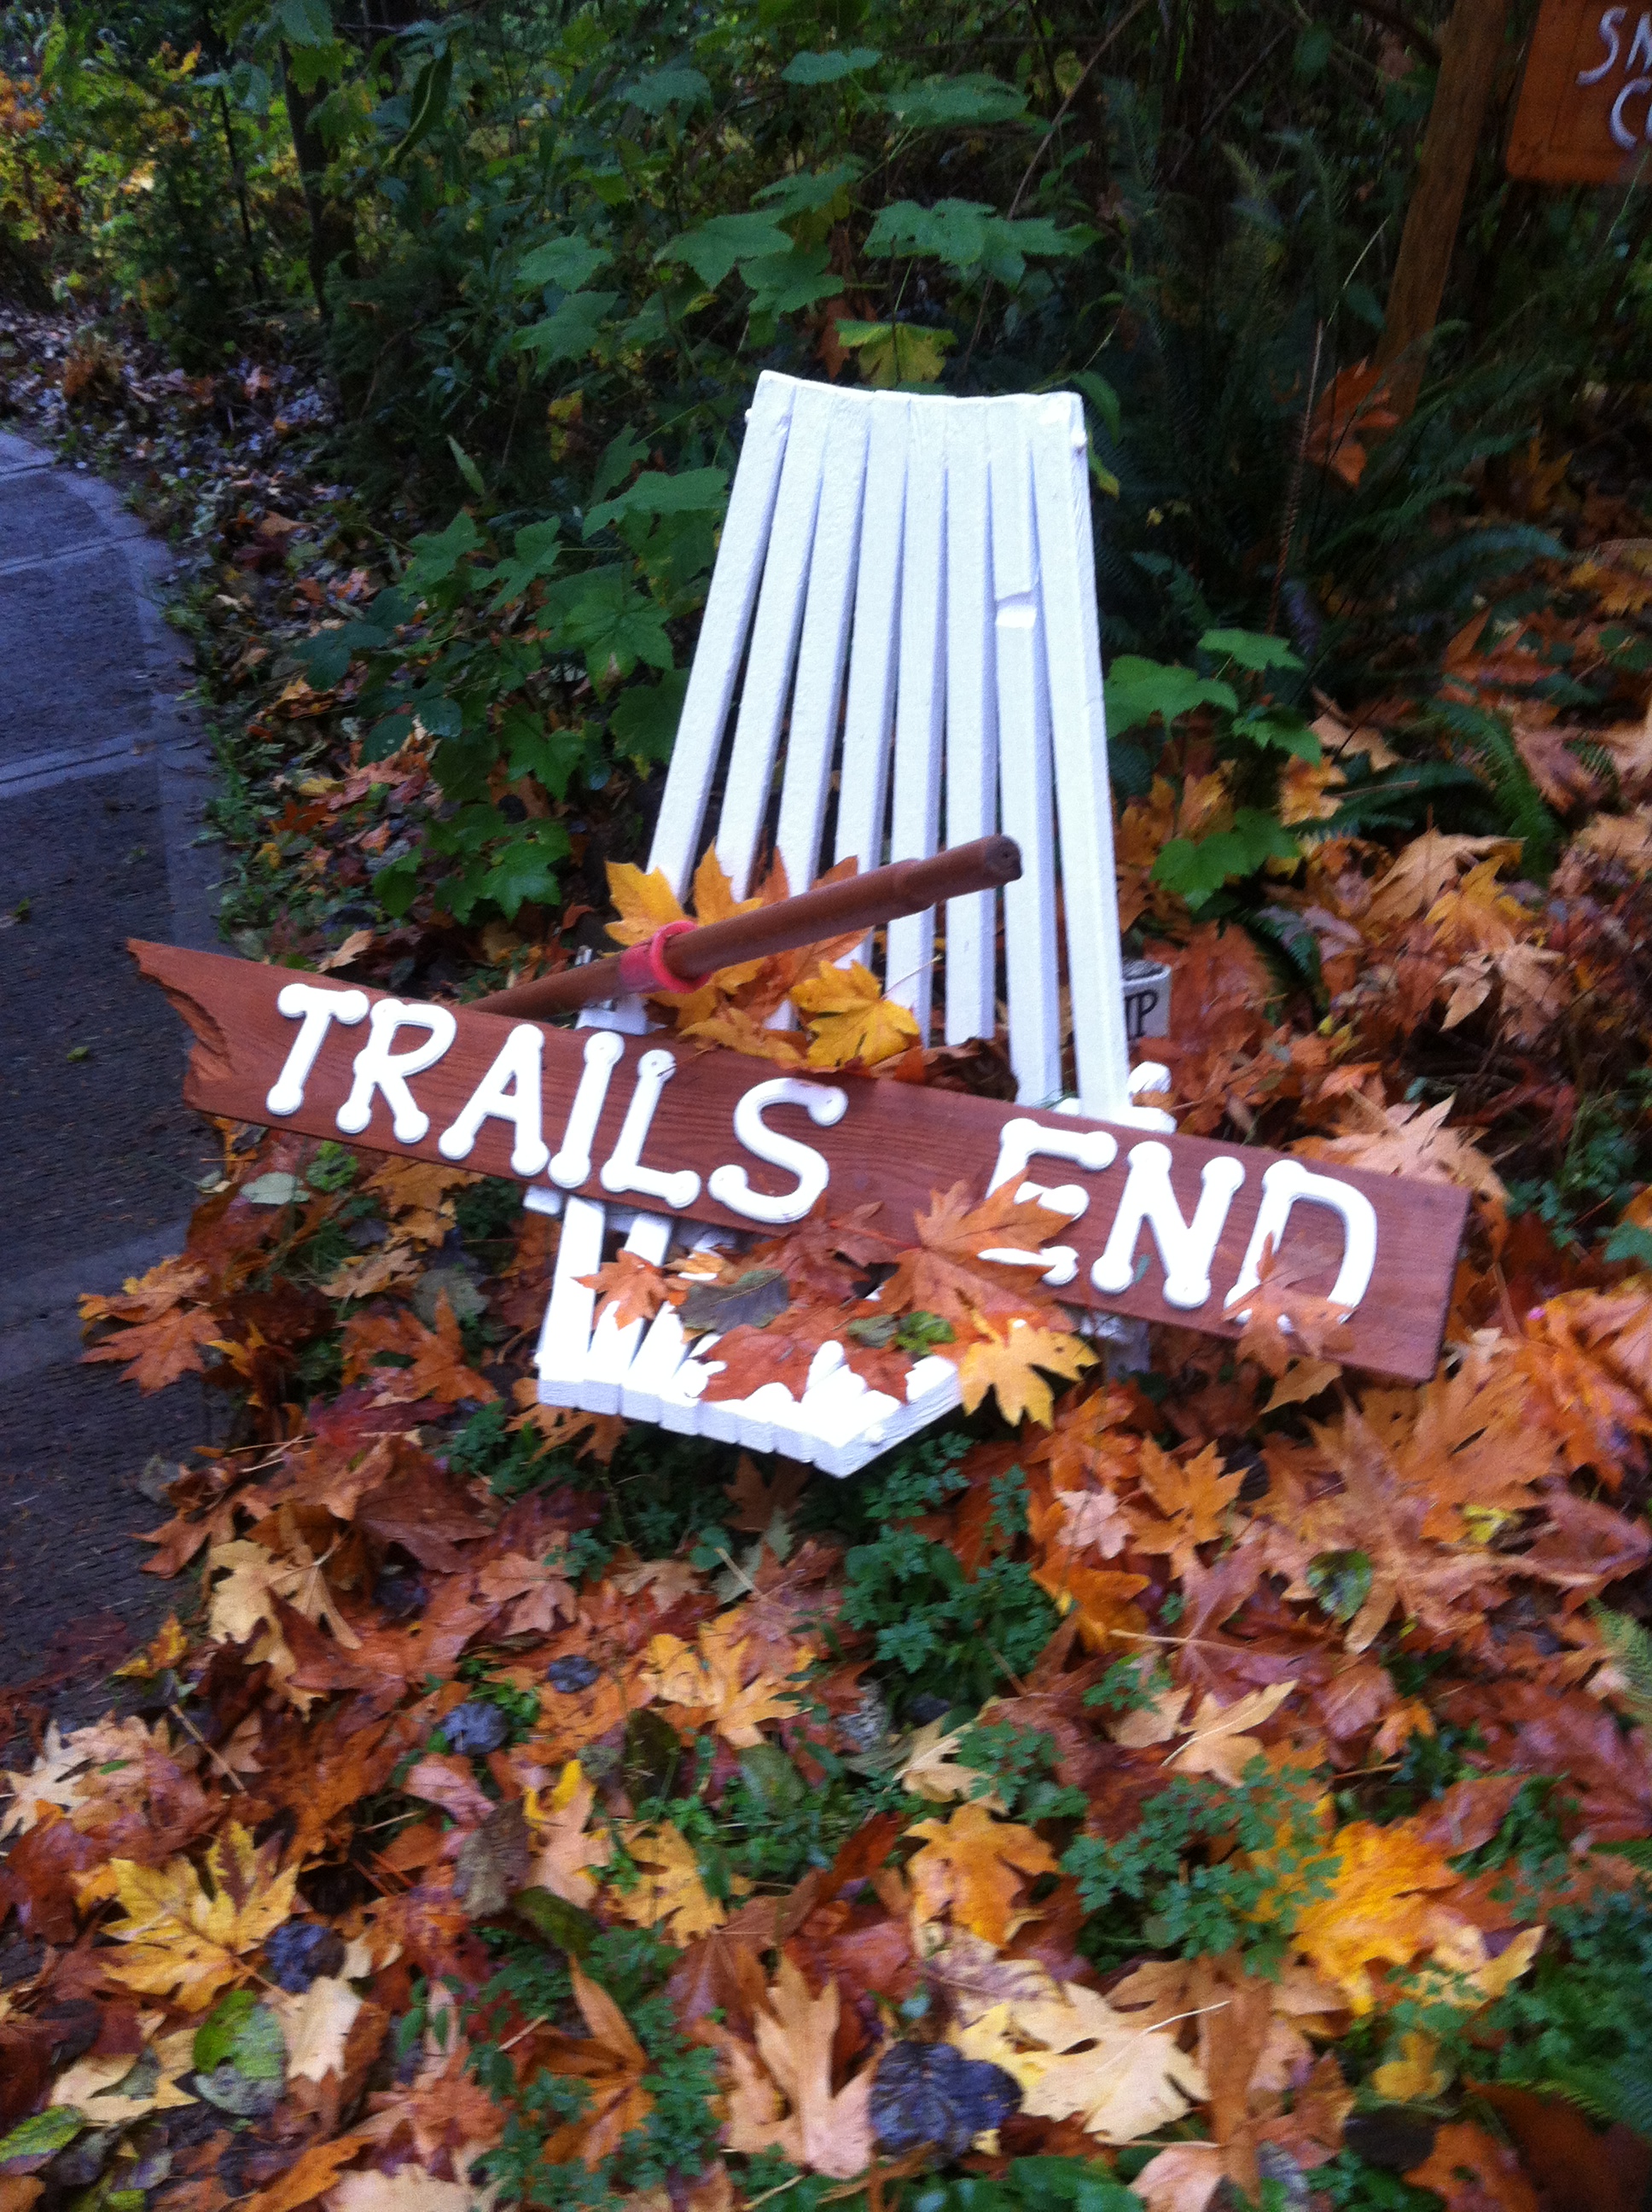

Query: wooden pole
[1376,0,1513,416]
[474,835,1024,1022]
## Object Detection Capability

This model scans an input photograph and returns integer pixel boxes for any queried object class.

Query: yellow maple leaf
[113,1615,191,1682]
[1370,2029,1451,2103]
[526,1761,613,1908]
[954,1316,1096,1427]
[92,1820,300,2010]
[951,1981,1206,2144]
[1128,1439,1245,1577]
[642,1619,806,1747]
[605,860,686,947]
[789,959,919,1068]
[906,1800,1060,1948]
[1290,1819,1457,2015]
[609,1820,727,1944]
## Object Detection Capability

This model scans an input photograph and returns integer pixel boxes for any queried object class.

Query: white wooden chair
[531,372,1172,1478]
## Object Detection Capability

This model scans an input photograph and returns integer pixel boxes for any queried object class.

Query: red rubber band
[616,918,697,994]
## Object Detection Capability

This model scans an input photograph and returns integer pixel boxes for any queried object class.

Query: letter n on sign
[1508,0,1652,183]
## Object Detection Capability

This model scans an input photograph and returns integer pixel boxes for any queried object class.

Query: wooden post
[1376,0,1514,415]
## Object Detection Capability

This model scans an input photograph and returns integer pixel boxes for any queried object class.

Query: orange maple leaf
[342,1292,497,1405]
[1127,1439,1244,1576]
[881,1181,1077,1330]
[1402,2120,1539,2212]
[579,1249,680,1330]
[82,1303,223,1394]
[1305,361,1400,490]
[906,1800,1061,1947]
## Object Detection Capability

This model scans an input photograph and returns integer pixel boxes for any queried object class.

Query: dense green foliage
[8,0,1652,925]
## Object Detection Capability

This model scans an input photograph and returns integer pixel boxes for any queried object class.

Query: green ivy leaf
[277,0,332,46]
[1198,627,1305,673]
[882,73,1027,127]
[1104,655,1238,736]
[656,213,793,288]
[1152,810,1300,910]
[621,64,711,114]
[610,670,689,763]
[515,293,621,365]
[584,465,729,539]
[782,46,881,84]
[516,234,613,294]
[865,199,1087,284]
[754,159,864,218]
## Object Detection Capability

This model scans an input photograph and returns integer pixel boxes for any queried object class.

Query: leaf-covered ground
[7,314,1652,2212]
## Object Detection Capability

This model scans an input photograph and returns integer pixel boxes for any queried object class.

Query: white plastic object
[265,983,369,1117]
[335,999,457,1144]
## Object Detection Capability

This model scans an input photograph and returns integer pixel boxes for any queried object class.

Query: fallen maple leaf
[906,1800,1060,1947]
[718,1955,874,2179]
[526,1761,612,1907]
[896,1720,1005,1810]
[1404,2120,1540,2212]
[81,1301,221,1393]
[579,1249,678,1329]
[788,959,920,1068]
[610,1820,726,1943]
[1052,1485,1131,1557]
[952,1979,1207,2143]
[90,1819,299,2010]
[1365,831,1522,931]
[605,859,689,946]
[881,1180,1076,1330]
[1160,1681,1295,1785]
[643,1620,806,1747]
[342,1293,497,1405]
[953,1316,1096,1427]
[534,1960,654,2166]
[1290,1819,1457,2014]
[51,2021,198,2124]
[1296,1092,1505,1239]
[1129,1440,1244,1577]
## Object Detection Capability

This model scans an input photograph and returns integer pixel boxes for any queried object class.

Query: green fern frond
[1588,1601,1652,1726]
[1430,699,1560,879]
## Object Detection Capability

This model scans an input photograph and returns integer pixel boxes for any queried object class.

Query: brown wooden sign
[133,940,1467,1383]
[1508,0,1652,182]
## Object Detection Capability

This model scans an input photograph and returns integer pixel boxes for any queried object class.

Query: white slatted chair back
[535,371,1168,1476]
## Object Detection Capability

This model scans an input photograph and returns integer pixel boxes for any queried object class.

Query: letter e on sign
[1509,0,1652,181]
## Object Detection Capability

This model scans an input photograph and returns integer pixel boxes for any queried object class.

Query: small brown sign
[1508,0,1652,183]
[132,940,1468,1383]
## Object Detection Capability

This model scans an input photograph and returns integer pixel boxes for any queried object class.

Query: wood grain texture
[1507,0,1652,182]
[131,940,1468,1382]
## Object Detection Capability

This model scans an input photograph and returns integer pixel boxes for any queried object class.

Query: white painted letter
[335,998,457,1144]
[708,1078,847,1226]
[549,1029,625,1190]
[1580,5,1626,80]
[600,1048,701,1210]
[1224,1159,1378,1318]
[1626,8,1652,68]
[1611,73,1650,143]
[981,1115,1119,1286]
[437,1022,550,1177]
[1091,1141,1246,1310]
[265,983,369,1116]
